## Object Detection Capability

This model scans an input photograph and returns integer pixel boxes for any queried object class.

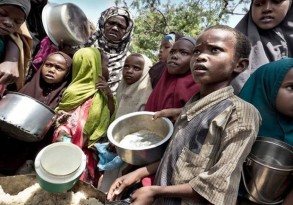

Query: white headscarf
[115,54,153,118]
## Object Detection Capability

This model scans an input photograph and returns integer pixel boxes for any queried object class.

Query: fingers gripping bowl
[107,111,174,166]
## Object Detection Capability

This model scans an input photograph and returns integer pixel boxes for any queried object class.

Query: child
[53,47,116,187]
[149,32,183,88]
[239,58,293,145]
[116,53,153,118]
[19,51,72,109]
[0,0,32,92]
[0,51,72,175]
[238,57,293,205]
[144,37,200,113]
[107,25,261,205]
[232,0,293,93]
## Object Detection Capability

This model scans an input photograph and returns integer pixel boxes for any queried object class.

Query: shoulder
[228,95,262,128]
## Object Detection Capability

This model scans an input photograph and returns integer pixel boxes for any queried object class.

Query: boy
[107,25,261,205]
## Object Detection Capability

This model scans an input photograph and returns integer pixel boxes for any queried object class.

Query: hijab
[19,51,72,109]
[84,6,134,94]
[56,47,114,144]
[0,0,31,18]
[239,58,293,146]
[116,54,153,118]
[232,1,293,93]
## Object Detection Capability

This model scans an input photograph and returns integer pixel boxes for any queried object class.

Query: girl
[0,0,32,92]
[19,51,72,109]
[53,47,116,187]
[116,53,153,118]
[0,51,72,175]
[145,37,200,113]
[239,57,293,205]
[149,32,183,88]
[232,0,293,93]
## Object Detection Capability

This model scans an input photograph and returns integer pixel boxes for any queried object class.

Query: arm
[107,161,159,201]
[130,183,202,205]
[96,75,115,116]
[152,108,183,123]
[0,39,19,85]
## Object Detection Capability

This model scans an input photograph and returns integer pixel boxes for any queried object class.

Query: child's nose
[263,2,273,13]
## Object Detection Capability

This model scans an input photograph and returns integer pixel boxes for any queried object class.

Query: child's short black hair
[205,25,251,60]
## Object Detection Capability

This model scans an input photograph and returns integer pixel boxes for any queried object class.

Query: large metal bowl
[0,92,55,142]
[42,3,91,46]
[107,111,174,166]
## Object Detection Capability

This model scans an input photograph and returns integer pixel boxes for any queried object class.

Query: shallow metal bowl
[0,92,55,142]
[107,111,174,166]
[42,3,91,46]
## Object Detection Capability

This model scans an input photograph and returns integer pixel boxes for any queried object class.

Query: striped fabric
[154,86,261,205]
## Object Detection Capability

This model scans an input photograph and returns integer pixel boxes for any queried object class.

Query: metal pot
[0,92,55,142]
[107,111,174,166]
[242,137,293,204]
[42,3,91,46]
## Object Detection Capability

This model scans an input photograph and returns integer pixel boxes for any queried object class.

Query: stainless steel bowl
[0,92,55,142]
[107,111,174,166]
[42,3,91,46]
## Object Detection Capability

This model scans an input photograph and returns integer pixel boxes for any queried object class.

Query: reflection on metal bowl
[42,3,91,46]
[107,111,174,166]
[0,92,55,142]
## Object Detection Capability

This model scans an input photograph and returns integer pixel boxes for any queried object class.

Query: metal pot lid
[42,2,90,46]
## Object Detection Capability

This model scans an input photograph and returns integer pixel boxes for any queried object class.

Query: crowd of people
[0,0,292,205]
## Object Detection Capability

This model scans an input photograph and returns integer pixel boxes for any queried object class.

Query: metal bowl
[42,3,91,46]
[107,111,174,166]
[0,92,55,142]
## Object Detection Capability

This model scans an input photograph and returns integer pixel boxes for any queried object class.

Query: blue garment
[95,142,124,171]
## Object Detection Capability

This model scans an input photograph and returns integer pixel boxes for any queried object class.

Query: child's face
[167,39,194,75]
[251,0,291,30]
[190,29,239,88]
[41,54,69,84]
[122,55,144,85]
[0,5,25,35]
[276,68,293,117]
[158,39,172,62]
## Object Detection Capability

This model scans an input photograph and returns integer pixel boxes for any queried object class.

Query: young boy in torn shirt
[107,25,261,205]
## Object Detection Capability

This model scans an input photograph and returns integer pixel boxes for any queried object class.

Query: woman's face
[104,15,127,42]
[251,0,291,30]
[0,5,25,35]
[41,54,69,84]
[276,68,293,118]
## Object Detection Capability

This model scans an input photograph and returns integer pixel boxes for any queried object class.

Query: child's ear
[234,58,249,74]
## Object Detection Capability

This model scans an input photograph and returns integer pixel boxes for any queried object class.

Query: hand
[0,61,19,85]
[56,129,71,142]
[152,108,182,123]
[56,110,71,124]
[130,186,157,205]
[96,75,112,98]
[107,171,142,201]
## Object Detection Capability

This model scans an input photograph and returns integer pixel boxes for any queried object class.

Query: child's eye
[45,63,53,67]
[193,49,200,55]
[285,85,293,91]
[211,47,221,53]
[180,51,188,55]
[134,66,142,71]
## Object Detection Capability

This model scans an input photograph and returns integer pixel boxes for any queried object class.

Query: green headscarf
[56,47,116,146]
[239,58,293,146]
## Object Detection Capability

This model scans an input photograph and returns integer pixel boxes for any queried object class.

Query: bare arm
[0,40,19,85]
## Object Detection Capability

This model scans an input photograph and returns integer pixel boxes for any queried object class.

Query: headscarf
[232,1,293,93]
[83,6,134,94]
[19,51,72,109]
[0,0,31,18]
[149,31,183,88]
[56,47,114,145]
[116,54,153,118]
[239,58,293,146]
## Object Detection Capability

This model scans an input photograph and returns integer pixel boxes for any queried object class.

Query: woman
[84,6,134,95]
[53,47,116,186]
[232,0,293,94]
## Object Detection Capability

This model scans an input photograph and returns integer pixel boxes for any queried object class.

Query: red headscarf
[144,68,200,111]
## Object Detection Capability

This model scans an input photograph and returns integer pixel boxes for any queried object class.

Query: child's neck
[200,83,230,98]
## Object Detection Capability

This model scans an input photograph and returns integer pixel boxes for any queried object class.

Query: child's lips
[45,74,55,79]
[260,15,274,23]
